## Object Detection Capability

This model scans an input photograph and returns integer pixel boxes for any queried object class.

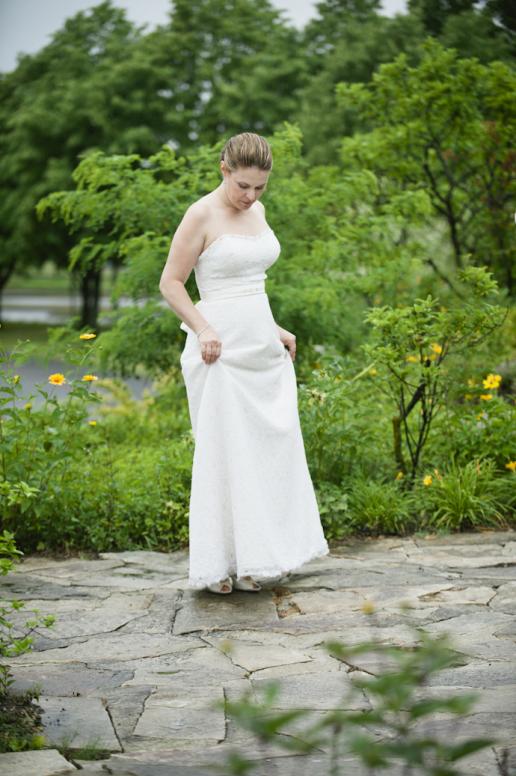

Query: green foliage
[0,0,305,296]
[314,482,353,541]
[362,267,507,482]
[414,458,513,530]
[337,39,516,295]
[213,623,501,775]
[0,329,193,553]
[428,387,516,469]
[0,530,55,752]
[348,478,417,535]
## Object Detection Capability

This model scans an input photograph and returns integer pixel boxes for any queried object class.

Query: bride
[159,132,329,594]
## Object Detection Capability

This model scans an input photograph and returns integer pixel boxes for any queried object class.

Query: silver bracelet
[196,324,210,338]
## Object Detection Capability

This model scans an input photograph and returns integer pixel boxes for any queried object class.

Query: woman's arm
[159,204,210,336]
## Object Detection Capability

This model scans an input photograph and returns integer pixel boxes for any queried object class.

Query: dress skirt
[180,290,330,589]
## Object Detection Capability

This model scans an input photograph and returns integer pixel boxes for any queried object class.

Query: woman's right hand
[197,325,222,364]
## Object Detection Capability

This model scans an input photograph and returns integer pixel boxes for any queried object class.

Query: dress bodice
[193,227,281,298]
[179,227,281,333]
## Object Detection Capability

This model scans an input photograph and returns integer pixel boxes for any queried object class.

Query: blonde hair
[220,132,272,172]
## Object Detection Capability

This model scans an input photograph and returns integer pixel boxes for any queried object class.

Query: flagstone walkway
[1,529,515,776]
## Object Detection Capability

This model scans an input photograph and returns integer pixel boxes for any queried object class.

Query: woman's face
[221,163,270,210]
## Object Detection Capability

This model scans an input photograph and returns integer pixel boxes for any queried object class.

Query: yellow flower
[369,367,377,376]
[431,343,442,354]
[24,402,32,411]
[423,474,433,486]
[88,420,97,426]
[82,374,98,382]
[505,461,516,472]
[395,471,404,480]
[13,374,20,384]
[480,394,492,401]
[79,332,96,340]
[406,355,419,363]
[361,600,376,614]
[48,373,66,385]
[482,373,502,390]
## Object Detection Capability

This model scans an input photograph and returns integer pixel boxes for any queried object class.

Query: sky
[0,0,408,74]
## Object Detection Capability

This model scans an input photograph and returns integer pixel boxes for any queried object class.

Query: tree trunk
[0,258,17,324]
[79,266,102,330]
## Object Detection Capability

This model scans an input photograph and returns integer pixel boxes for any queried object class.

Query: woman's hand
[197,325,222,364]
[277,325,296,361]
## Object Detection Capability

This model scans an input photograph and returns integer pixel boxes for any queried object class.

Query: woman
[159,132,329,594]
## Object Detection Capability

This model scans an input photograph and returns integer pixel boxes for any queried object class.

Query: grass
[0,322,57,351]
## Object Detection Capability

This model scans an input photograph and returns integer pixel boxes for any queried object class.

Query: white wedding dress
[179,225,329,589]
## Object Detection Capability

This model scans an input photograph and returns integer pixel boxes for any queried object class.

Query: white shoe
[232,575,261,592]
[206,577,233,594]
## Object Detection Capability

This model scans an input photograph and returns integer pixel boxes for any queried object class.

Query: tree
[336,39,516,296]
[296,12,427,164]
[0,0,305,327]
[143,0,306,149]
[0,2,148,324]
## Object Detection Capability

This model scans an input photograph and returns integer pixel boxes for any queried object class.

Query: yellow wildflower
[79,332,96,340]
[13,374,20,384]
[423,474,433,486]
[82,374,98,382]
[370,367,377,376]
[480,394,492,401]
[431,343,442,354]
[88,420,97,426]
[505,461,516,472]
[406,355,419,363]
[395,471,404,480]
[482,373,502,390]
[48,373,66,385]
[24,402,32,411]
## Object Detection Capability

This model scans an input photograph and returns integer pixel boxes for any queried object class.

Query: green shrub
[414,457,513,531]
[347,478,417,536]
[0,530,55,752]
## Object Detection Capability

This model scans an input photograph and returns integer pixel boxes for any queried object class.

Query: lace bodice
[193,227,281,297]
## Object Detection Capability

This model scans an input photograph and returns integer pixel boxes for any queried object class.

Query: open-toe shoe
[206,577,233,594]
[232,575,261,592]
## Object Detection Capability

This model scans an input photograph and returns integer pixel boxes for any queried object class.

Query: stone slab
[39,696,121,751]
[0,749,77,775]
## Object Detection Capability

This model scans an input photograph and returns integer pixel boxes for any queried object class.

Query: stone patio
[1,529,515,775]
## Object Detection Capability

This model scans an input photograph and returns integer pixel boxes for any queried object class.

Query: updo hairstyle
[219,132,272,172]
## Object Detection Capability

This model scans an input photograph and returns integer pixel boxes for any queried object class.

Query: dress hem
[187,541,330,590]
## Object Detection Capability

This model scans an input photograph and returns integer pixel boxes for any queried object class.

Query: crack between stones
[170,589,184,633]
[103,697,124,754]
[126,687,153,739]
[221,685,229,743]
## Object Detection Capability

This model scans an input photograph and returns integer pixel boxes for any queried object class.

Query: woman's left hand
[276,325,296,361]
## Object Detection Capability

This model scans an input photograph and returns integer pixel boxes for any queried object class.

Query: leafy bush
[414,458,514,531]
[347,477,417,536]
[0,530,55,752]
